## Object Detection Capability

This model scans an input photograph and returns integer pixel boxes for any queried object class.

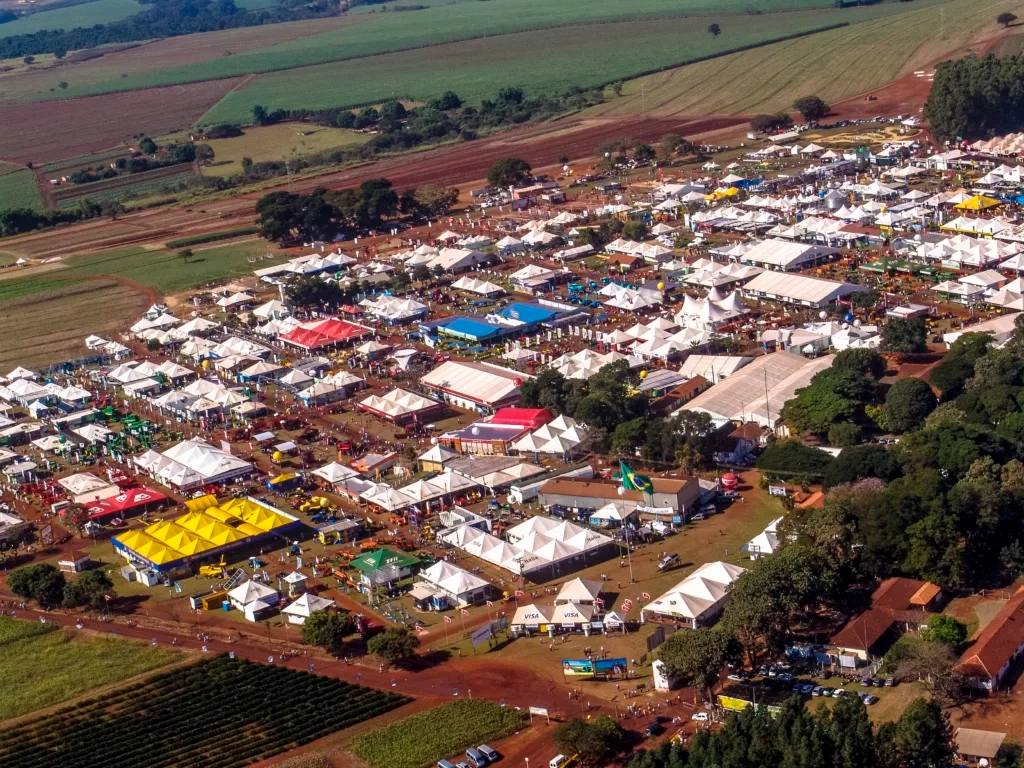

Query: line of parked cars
[724,663,895,706]
[438,744,500,768]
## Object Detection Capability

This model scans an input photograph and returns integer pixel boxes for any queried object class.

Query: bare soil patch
[0,78,244,164]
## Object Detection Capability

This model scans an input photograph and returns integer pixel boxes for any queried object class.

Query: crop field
[53,165,197,210]
[0,168,45,211]
[201,6,914,124]
[201,122,369,176]
[0,16,358,103]
[0,277,148,369]
[0,655,410,768]
[41,149,131,174]
[0,78,243,165]
[352,700,528,768]
[585,0,1021,117]
[0,0,142,38]
[0,616,182,721]
[12,0,897,102]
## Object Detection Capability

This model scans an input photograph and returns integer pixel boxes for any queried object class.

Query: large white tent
[641,561,747,628]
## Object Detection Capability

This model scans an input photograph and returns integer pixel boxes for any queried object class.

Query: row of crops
[55,168,197,210]
[352,699,529,768]
[0,655,410,768]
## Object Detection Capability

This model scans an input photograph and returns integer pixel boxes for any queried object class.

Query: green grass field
[0,616,182,721]
[57,241,284,292]
[0,0,142,38]
[201,122,368,176]
[585,0,1021,116]
[201,5,915,123]
[54,167,198,210]
[23,0,878,102]
[0,169,45,212]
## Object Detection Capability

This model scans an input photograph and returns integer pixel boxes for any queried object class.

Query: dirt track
[1,113,746,261]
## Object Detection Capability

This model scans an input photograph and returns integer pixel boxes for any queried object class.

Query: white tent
[281,592,335,625]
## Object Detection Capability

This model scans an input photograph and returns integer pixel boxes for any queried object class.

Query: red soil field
[2,113,747,261]
[0,77,246,165]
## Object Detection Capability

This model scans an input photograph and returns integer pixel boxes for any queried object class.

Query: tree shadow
[403,648,452,671]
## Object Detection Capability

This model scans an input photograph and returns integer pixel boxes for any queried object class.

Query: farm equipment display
[198,556,227,578]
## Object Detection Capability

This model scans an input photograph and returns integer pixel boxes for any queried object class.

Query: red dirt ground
[1,113,746,261]
[0,77,246,165]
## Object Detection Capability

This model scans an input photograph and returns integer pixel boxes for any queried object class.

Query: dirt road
[1,113,747,261]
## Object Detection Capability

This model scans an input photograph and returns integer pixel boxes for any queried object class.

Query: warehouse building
[742,272,868,308]
[740,239,839,271]
[420,360,531,413]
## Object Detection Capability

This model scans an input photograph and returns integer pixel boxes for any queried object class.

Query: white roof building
[740,239,838,271]
[420,360,530,412]
[281,592,335,624]
[419,561,490,605]
[677,354,753,383]
[133,438,253,490]
[683,351,834,428]
[746,517,783,560]
[641,561,747,628]
[742,271,868,308]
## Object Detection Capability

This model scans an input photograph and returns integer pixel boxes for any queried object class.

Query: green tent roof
[350,548,421,573]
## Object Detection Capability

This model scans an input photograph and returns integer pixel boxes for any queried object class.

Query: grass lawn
[0,616,183,721]
[585,0,1016,116]
[201,122,369,177]
[805,680,928,724]
[0,0,142,39]
[49,240,286,293]
[0,169,45,212]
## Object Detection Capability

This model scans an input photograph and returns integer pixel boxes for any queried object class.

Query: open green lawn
[0,616,182,721]
[55,241,285,293]
[0,169,45,211]
[24,0,893,102]
[199,7,901,123]
[200,122,368,176]
[585,0,1019,116]
[0,0,142,38]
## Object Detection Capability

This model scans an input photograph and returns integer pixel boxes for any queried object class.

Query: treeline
[630,697,958,768]
[0,0,342,59]
[200,85,604,189]
[925,53,1024,141]
[0,203,107,237]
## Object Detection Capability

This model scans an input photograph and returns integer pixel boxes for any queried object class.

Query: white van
[550,756,568,768]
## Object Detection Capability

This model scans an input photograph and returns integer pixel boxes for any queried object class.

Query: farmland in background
[201,2,920,124]
[52,164,197,210]
[584,0,1022,117]
[0,78,243,165]
[0,0,142,38]
[0,616,182,720]
[0,168,45,211]
[0,655,411,768]
[199,122,369,177]
[8,0,906,102]
[0,16,359,103]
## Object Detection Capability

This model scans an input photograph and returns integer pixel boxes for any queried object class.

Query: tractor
[198,556,227,578]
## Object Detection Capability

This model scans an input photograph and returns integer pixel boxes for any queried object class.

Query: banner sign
[472,624,493,647]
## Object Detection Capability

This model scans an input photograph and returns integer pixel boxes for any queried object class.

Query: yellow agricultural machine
[198,556,227,578]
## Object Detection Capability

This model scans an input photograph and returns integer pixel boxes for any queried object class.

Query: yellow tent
[955,195,1000,211]
[203,506,242,525]
[185,494,219,513]
[237,523,265,537]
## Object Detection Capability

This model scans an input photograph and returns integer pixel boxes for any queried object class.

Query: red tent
[84,486,168,520]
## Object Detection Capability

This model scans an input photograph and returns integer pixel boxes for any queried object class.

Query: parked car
[645,722,664,737]
[658,553,680,571]
[832,688,846,697]
[812,686,824,697]
[885,678,896,687]
[872,678,885,687]
[865,695,879,705]
[861,676,873,687]
[692,712,710,722]
[800,683,814,694]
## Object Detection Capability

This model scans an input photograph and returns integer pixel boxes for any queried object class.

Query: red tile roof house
[958,586,1024,691]
[830,577,944,663]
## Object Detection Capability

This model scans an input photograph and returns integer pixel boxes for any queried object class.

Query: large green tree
[62,570,113,610]
[793,95,830,121]
[882,317,928,355]
[367,627,420,666]
[658,627,739,702]
[885,378,938,434]
[300,611,352,651]
[8,564,66,608]
[487,157,532,188]
[553,716,626,766]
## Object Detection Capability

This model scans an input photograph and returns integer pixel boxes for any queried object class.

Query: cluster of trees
[793,95,830,121]
[924,52,1024,141]
[750,113,793,134]
[630,697,958,768]
[0,198,116,237]
[8,563,113,610]
[0,0,343,59]
[366,626,420,665]
[67,138,202,186]
[519,361,725,468]
[255,178,461,243]
[553,716,628,766]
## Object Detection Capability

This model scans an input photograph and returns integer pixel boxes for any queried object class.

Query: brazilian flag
[620,461,654,494]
